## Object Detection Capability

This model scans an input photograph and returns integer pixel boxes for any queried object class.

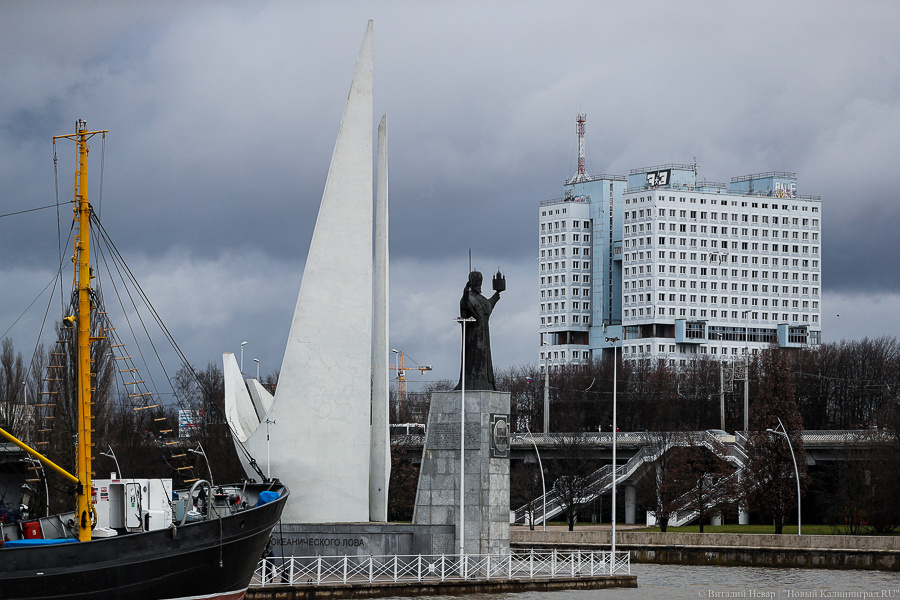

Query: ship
[0,121,288,600]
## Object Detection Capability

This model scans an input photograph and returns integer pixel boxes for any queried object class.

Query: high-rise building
[538,175,625,370]
[620,165,821,365]
[539,123,822,369]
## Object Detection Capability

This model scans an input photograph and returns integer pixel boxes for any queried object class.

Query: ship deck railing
[252,548,630,587]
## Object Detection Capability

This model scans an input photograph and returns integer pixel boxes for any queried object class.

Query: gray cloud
[2,1,900,389]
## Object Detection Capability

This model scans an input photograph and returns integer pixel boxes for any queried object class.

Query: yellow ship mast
[54,120,107,542]
[0,121,108,542]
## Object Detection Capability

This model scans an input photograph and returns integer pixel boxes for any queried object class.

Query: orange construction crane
[390,349,432,408]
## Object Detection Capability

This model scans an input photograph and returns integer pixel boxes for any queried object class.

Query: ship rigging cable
[0,201,73,220]
[88,213,265,478]
[3,135,267,489]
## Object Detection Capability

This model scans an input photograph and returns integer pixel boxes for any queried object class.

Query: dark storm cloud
[3,1,900,383]
[826,200,900,293]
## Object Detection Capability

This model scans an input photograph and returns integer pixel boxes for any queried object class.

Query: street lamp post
[744,358,749,432]
[455,316,476,558]
[253,358,260,380]
[542,341,550,433]
[605,335,620,574]
[742,310,751,432]
[240,341,247,374]
[265,418,275,480]
[189,442,214,488]
[767,417,802,535]
[100,445,122,478]
[523,425,546,532]
[715,332,725,431]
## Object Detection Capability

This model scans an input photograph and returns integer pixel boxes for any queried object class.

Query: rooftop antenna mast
[569,113,589,184]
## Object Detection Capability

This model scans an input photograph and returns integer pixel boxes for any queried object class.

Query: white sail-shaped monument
[226,21,383,523]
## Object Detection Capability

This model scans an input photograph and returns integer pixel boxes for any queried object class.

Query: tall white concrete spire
[230,21,374,523]
[370,114,390,522]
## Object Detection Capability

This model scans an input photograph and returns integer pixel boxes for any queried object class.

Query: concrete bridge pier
[737,471,750,524]
[624,486,636,525]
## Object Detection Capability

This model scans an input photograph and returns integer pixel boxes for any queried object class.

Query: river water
[383,563,899,600]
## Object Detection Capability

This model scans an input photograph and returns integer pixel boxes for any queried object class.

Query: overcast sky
[2,1,900,392]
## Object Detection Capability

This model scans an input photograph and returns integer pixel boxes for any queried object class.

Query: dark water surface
[382,563,899,599]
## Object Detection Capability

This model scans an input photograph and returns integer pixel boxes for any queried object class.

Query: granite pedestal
[412,390,510,555]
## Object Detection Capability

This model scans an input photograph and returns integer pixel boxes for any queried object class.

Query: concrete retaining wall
[247,575,637,599]
[512,530,900,571]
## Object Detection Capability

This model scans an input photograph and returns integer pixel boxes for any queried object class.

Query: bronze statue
[455,270,505,391]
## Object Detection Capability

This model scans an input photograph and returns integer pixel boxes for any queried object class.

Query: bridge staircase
[514,430,748,526]
[652,432,749,528]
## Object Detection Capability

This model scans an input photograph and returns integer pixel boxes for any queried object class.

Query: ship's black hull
[0,482,287,600]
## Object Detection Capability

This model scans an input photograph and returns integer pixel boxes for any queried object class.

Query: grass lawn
[634,524,900,535]
[535,521,898,535]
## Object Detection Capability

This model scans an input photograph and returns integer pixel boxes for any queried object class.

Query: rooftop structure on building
[539,115,626,370]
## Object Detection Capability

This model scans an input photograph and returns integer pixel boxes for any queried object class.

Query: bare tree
[174,362,246,485]
[662,435,734,532]
[823,425,900,534]
[496,365,543,433]
[0,338,29,435]
[548,432,595,530]
[742,348,808,534]
[636,430,681,532]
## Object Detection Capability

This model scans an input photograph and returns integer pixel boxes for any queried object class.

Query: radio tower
[569,113,589,184]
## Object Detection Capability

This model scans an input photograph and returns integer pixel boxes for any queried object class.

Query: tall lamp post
[523,425,546,532]
[253,358,260,380]
[189,442,214,488]
[767,417,801,535]
[264,419,275,480]
[455,316,476,557]
[542,341,550,433]
[100,445,122,478]
[240,341,247,374]
[605,335,620,574]
[715,332,725,431]
[742,310,751,431]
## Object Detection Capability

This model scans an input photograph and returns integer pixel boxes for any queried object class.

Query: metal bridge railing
[400,430,881,450]
[252,548,630,587]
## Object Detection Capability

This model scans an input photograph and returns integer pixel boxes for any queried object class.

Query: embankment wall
[246,575,637,599]
[512,530,900,571]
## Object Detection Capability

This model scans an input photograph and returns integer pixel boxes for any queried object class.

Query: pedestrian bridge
[392,430,885,527]
[393,429,877,462]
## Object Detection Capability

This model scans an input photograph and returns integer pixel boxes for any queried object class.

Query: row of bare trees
[8,325,888,530]
[497,337,900,435]
[0,331,250,519]
[500,340,900,533]
[391,340,899,532]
